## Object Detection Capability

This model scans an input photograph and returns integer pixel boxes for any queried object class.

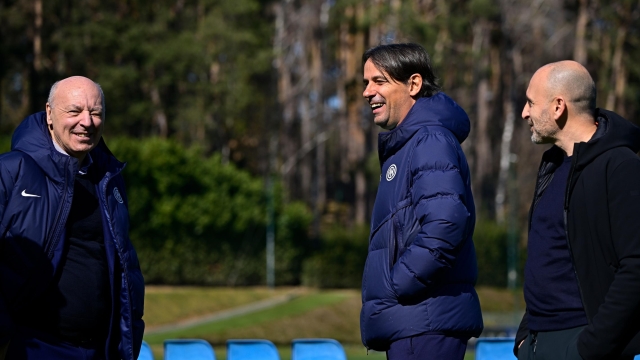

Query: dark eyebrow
[363,75,388,85]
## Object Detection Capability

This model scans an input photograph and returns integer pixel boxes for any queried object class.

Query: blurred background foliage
[1,0,638,288]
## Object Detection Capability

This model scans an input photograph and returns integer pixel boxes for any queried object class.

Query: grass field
[145,286,298,328]
[143,286,521,359]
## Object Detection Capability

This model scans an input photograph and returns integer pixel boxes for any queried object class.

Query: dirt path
[144,292,298,335]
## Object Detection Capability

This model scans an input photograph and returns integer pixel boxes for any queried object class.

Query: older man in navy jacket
[0,76,144,360]
[360,43,483,360]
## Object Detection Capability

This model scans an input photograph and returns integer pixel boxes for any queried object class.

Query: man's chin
[375,117,395,130]
[69,144,97,156]
[531,135,551,145]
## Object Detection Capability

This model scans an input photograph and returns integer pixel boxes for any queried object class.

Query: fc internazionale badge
[386,164,397,181]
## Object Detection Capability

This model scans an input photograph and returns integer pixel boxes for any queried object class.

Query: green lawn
[144,286,298,328]
[144,291,351,344]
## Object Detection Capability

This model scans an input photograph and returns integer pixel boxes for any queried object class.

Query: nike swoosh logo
[21,190,41,198]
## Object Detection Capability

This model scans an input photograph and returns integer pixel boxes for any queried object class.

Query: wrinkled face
[46,77,103,161]
[362,59,416,130]
[522,71,557,144]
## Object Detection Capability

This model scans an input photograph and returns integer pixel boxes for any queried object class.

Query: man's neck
[555,116,598,156]
[51,138,86,164]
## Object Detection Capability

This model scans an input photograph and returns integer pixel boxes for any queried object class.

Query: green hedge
[474,217,514,287]
[301,218,519,289]
[301,225,369,288]
[107,137,313,286]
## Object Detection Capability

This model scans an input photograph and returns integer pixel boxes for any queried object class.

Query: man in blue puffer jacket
[360,43,483,359]
[0,76,144,359]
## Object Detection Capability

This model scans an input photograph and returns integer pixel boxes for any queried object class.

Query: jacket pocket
[363,248,397,302]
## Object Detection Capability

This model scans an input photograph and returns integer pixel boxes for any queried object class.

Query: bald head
[535,61,596,117]
[48,76,105,118]
[523,61,599,155]
[45,76,105,162]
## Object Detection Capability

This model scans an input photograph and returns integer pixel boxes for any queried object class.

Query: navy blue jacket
[0,112,145,360]
[360,93,483,351]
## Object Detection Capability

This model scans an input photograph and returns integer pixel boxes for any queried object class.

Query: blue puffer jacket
[360,93,483,351]
[0,112,145,360]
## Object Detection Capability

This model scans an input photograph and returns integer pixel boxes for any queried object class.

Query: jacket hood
[11,111,123,178]
[378,92,470,164]
[12,111,74,179]
[573,109,640,170]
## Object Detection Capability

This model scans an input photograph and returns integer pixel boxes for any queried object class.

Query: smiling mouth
[370,103,384,110]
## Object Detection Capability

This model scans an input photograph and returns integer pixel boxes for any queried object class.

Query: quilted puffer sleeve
[0,156,17,349]
[390,131,472,300]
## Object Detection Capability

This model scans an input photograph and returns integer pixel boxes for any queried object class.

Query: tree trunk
[355,170,366,225]
[33,0,42,72]
[273,1,295,197]
[311,9,326,217]
[605,24,627,111]
[299,93,312,198]
[573,0,589,64]
[150,85,168,138]
[471,21,493,213]
[495,47,519,224]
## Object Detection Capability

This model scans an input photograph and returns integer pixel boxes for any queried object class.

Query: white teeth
[371,103,384,109]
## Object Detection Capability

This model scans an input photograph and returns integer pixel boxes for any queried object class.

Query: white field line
[144,293,297,335]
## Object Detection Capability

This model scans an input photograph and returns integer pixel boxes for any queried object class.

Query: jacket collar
[11,111,124,179]
[377,92,470,164]
[540,109,640,169]
[572,109,640,171]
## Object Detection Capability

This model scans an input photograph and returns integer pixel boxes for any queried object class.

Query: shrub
[473,218,509,287]
[108,137,312,285]
[301,225,369,288]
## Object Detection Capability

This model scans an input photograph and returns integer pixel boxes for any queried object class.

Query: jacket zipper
[46,157,73,259]
[101,172,135,360]
[389,216,397,269]
[528,158,550,231]
[563,148,590,323]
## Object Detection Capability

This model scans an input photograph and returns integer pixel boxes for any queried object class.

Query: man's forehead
[527,70,547,95]
[364,60,386,75]
[53,79,101,104]
[57,81,99,95]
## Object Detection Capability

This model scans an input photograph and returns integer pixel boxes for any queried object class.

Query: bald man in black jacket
[516,61,640,360]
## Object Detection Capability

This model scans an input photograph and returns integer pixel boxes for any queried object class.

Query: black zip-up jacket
[515,109,640,359]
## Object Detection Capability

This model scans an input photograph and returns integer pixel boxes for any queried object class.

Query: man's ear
[45,103,54,130]
[552,96,567,120]
[408,73,422,97]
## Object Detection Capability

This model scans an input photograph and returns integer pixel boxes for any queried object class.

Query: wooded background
[1,0,638,286]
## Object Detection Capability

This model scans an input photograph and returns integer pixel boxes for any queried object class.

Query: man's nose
[521,104,529,120]
[79,110,94,125]
[363,85,373,98]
